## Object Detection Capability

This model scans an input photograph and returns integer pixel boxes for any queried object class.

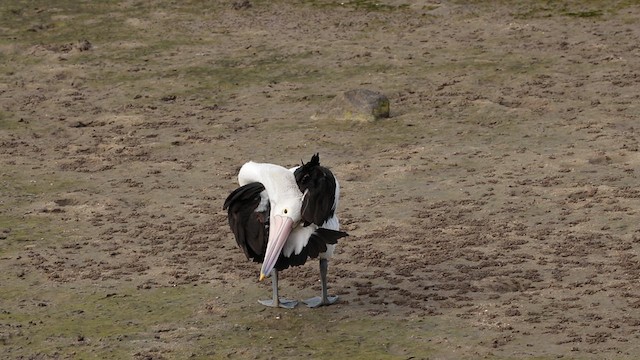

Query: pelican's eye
[283,209,288,214]
[302,174,310,183]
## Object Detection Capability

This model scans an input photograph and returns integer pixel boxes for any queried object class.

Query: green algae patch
[0,215,57,256]
[0,281,219,359]
[304,0,410,11]
[230,315,438,359]
[187,302,484,360]
[0,170,81,254]
[0,273,467,359]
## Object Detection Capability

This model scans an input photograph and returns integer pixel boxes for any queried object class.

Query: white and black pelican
[223,154,347,308]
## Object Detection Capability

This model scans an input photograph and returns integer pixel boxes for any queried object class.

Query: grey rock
[313,89,390,122]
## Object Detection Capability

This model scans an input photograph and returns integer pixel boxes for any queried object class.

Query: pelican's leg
[258,270,298,309]
[303,258,339,308]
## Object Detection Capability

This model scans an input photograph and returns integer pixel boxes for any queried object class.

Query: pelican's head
[259,195,302,281]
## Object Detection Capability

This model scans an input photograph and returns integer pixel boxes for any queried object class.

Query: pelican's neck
[238,161,302,202]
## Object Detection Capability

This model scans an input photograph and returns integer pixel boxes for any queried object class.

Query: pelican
[223,154,347,308]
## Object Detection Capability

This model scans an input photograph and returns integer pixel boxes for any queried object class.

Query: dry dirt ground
[2,0,640,359]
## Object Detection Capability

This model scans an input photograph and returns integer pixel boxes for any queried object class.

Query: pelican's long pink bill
[259,215,294,281]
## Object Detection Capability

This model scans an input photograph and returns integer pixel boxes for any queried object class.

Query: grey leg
[258,270,298,309]
[303,258,339,308]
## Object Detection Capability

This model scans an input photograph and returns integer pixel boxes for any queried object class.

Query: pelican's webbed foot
[303,258,339,308]
[258,298,298,309]
[259,269,298,309]
[302,295,338,308]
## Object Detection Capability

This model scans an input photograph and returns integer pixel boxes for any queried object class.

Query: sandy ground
[2,0,640,358]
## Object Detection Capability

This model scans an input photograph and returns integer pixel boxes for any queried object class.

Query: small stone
[313,89,390,122]
[232,0,252,10]
[76,39,92,51]
[505,308,521,316]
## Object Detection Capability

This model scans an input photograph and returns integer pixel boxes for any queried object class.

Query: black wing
[224,161,347,272]
[294,153,337,226]
[224,183,346,271]
[223,182,268,263]
[283,228,348,268]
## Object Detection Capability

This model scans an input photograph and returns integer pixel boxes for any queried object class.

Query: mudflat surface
[1,1,640,359]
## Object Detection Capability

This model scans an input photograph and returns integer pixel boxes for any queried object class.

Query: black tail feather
[311,228,348,245]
